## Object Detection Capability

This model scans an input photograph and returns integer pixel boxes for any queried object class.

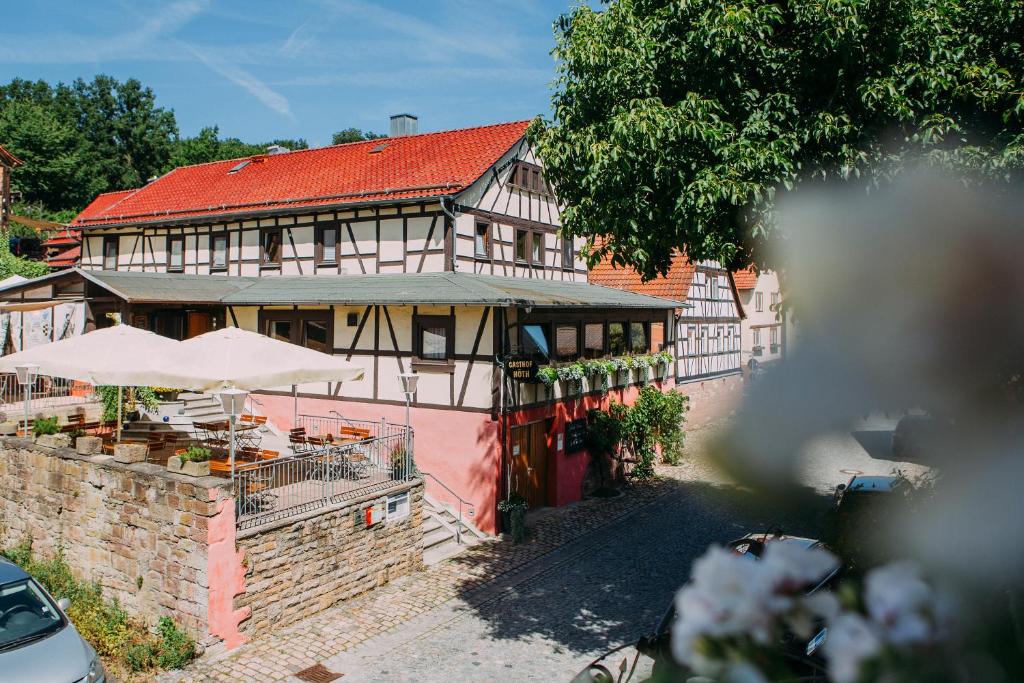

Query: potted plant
[498,492,528,543]
[556,362,586,393]
[654,350,674,377]
[535,366,558,388]
[633,355,653,383]
[390,442,414,478]
[585,359,614,392]
[168,446,212,477]
[609,356,631,384]
[33,417,71,449]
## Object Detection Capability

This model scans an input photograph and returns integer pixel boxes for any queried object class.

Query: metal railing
[0,373,96,414]
[234,425,414,530]
[420,471,475,545]
[297,413,409,441]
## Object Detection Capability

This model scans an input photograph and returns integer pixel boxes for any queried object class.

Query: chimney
[266,144,290,155]
[389,113,418,137]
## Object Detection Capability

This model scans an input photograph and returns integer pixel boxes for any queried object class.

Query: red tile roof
[43,228,82,246]
[48,246,81,268]
[589,250,697,302]
[732,267,758,289]
[72,121,531,228]
[75,190,135,223]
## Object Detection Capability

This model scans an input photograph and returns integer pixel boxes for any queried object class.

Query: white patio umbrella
[169,326,365,480]
[0,325,184,440]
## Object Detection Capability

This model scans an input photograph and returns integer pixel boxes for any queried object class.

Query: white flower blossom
[822,613,883,683]
[761,542,840,591]
[864,562,935,645]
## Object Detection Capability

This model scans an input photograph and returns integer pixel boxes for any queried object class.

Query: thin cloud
[315,0,513,62]
[184,42,292,119]
[0,0,207,63]
[280,19,316,58]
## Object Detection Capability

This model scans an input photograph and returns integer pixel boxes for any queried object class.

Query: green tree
[531,0,1024,278]
[0,100,100,209]
[331,128,385,144]
[67,76,178,189]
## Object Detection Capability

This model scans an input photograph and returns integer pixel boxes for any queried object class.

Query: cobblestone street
[164,416,921,683]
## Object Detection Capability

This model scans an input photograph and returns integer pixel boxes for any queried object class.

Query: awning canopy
[0,268,686,310]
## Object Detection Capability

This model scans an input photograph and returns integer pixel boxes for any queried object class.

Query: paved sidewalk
[161,479,675,682]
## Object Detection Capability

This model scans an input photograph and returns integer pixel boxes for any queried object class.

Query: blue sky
[0,0,578,146]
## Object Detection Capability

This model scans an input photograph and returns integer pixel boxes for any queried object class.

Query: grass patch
[1,537,195,678]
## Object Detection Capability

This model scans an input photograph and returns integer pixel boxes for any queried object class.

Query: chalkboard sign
[564,418,587,454]
[506,355,538,382]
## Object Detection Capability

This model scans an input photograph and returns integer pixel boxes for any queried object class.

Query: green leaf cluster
[531,0,1024,278]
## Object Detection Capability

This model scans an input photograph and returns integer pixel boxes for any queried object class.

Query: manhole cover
[295,663,343,683]
[839,468,863,475]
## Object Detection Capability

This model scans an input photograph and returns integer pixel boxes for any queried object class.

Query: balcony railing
[235,422,414,530]
[0,373,96,414]
[752,346,764,357]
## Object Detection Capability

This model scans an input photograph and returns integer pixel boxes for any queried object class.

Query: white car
[0,557,105,683]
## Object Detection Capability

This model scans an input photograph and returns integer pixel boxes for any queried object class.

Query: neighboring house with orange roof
[0,115,681,534]
[590,251,745,427]
[732,267,787,368]
[0,144,23,232]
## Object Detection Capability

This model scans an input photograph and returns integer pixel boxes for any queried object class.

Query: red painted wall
[255,394,502,533]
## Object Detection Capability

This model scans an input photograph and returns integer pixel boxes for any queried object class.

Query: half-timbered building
[733,267,788,370]
[590,251,745,428]
[0,118,681,532]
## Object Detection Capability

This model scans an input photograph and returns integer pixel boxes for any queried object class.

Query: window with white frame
[387,491,410,521]
[771,292,780,309]
[770,326,779,345]
[755,291,764,312]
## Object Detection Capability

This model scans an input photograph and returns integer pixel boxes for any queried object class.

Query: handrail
[419,470,475,545]
[328,410,363,431]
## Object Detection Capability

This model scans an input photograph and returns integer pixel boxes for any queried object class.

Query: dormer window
[509,161,551,196]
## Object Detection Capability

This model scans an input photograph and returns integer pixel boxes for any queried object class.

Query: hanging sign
[564,418,588,454]
[506,355,538,382]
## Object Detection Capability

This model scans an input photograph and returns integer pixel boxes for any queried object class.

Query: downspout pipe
[439,195,458,272]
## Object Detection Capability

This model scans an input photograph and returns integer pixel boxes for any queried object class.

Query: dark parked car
[828,474,905,570]
[0,558,105,683]
[571,533,840,683]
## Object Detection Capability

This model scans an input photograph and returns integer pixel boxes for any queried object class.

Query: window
[268,319,292,343]
[515,229,528,263]
[608,322,627,356]
[521,324,550,359]
[317,225,339,264]
[167,236,184,272]
[555,324,579,360]
[210,233,228,271]
[474,221,491,258]
[710,276,719,300]
[530,232,543,264]
[413,314,454,365]
[561,238,573,270]
[262,311,332,349]
[771,292,780,310]
[583,323,605,359]
[755,291,764,312]
[651,321,665,352]
[102,236,118,270]
[770,326,779,345]
[387,491,410,521]
[261,228,283,267]
[629,322,648,354]
[303,320,330,352]
[753,329,762,346]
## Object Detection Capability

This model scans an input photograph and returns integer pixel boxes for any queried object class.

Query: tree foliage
[531,0,1024,278]
[331,128,386,144]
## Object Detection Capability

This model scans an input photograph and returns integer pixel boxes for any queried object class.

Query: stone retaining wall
[0,438,426,650]
[0,437,229,636]
[236,480,424,634]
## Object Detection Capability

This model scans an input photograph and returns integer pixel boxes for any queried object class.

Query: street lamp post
[14,364,39,438]
[218,388,249,483]
[398,372,418,478]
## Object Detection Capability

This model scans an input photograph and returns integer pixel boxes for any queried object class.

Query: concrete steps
[421,494,490,566]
